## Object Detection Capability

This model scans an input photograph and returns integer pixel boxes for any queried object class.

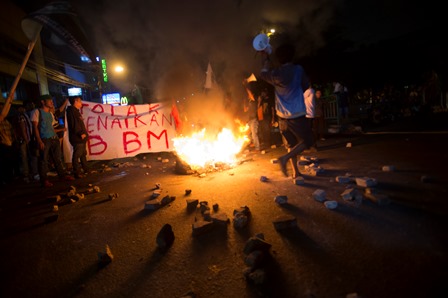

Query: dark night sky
[65,0,446,96]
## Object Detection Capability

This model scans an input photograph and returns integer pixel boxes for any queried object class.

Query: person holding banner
[32,95,75,187]
[66,96,90,179]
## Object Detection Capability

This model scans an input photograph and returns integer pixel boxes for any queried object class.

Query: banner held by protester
[63,101,178,162]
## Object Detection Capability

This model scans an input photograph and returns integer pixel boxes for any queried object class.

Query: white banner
[63,101,177,161]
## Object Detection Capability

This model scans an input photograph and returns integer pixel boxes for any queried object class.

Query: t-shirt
[31,109,57,139]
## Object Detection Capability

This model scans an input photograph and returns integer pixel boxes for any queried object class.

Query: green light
[101,59,108,83]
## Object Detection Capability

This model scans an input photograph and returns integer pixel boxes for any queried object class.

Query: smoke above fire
[74,0,340,127]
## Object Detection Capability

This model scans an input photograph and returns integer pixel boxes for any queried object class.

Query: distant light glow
[115,65,124,73]
[80,55,91,62]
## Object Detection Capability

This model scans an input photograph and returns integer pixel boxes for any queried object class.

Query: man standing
[31,94,74,187]
[304,85,317,152]
[259,43,312,178]
[66,96,89,178]
[12,104,33,183]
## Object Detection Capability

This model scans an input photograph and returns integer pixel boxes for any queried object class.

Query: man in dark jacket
[66,96,89,178]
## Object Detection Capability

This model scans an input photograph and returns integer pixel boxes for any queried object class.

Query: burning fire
[173,127,249,170]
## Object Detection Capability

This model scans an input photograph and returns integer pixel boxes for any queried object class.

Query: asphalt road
[1,116,447,298]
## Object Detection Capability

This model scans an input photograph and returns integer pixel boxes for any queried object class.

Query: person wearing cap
[259,43,312,179]
[31,94,74,187]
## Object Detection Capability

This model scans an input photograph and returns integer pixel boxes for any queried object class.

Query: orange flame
[173,127,249,169]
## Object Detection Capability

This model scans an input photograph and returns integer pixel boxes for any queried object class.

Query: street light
[114,65,124,73]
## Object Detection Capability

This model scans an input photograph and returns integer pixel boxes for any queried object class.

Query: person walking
[66,96,90,178]
[259,43,312,178]
[31,94,74,187]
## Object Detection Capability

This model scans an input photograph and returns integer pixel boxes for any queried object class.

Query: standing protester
[257,86,275,148]
[0,103,16,186]
[242,79,261,152]
[333,81,349,120]
[12,104,33,183]
[31,94,74,187]
[304,85,317,152]
[27,99,41,181]
[259,43,312,178]
[51,97,69,148]
[66,96,90,178]
[314,89,325,142]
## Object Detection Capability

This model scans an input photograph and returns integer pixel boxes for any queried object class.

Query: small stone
[260,176,268,182]
[210,213,230,225]
[243,235,272,255]
[346,142,352,147]
[156,223,174,251]
[336,176,351,184]
[245,250,265,268]
[270,158,279,164]
[233,213,249,229]
[98,244,114,267]
[355,177,377,187]
[192,220,214,237]
[341,188,356,201]
[151,189,162,199]
[145,199,161,210]
[272,215,297,230]
[313,189,326,202]
[324,200,338,209]
[382,165,396,172]
[274,195,288,204]
[212,203,219,212]
[185,189,192,195]
[186,199,199,210]
[160,195,175,205]
[52,205,59,212]
[293,176,305,185]
[108,193,118,201]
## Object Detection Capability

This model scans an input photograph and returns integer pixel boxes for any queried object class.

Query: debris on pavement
[156,223,175,251]
[98,244,114,268]
[272,214,297,230]
[233,206,251,229]
[313,189,327,202]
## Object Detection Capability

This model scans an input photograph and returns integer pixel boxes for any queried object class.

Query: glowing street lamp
[114,65,124,73]
[267,28,275,37]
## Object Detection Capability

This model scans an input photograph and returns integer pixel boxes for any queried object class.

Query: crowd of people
[0,95,90,188]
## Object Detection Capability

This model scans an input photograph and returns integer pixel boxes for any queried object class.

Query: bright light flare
[173,127,249,169]
[114,65,124,73]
